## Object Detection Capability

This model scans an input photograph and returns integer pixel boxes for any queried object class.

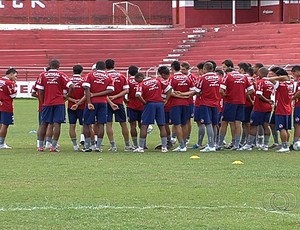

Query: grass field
[0,99,299,229]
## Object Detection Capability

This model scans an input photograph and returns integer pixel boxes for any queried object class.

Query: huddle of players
[31,58,300,153]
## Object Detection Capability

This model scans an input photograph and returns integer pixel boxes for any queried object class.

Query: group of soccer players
[1,58,300,153]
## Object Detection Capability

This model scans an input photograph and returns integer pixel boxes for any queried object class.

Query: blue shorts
[243,106,253,123]
[83,103,107,125]
[270,111,276,124]
[250,111,271,126]
[188,103,195,119]
[0,111,14,125]
[68,108,83,125]
[165,111,170,124]
[170,105,189,125]
[194,105,219,125]
[127,108,143,123]
[294,107,300,124]
[222,103,244,122]
[107,103,126,123]
[275,114,292,131]
[141,102,165,125]
[41,105,66,124]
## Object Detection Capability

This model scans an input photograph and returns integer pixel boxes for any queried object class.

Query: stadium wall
[0,0,172,25]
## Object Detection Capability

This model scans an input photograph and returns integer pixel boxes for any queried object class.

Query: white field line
[0,204,299,219]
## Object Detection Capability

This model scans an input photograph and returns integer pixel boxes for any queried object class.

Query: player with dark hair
[194,62,220,152]
[105,59,131,152]
[169,61,195,152]
[127,65,144,149]
[134,72,171,153]
[239,67,274,151]
[67,64,85,151]
[81,61,114,152]
[268,68,294,153]
[221,59,234,70]
[217,66,254,150]
[36,59,73,152]
[0,68,18,149]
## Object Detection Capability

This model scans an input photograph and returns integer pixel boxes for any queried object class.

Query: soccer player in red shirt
[194,62,220,152]
[82,61,114,152]
[0,68,18,149]
[237,63,254,145]
[169,61,195,152]
[180,62,198,145]
[36,59,73,152]
[67,64,85,151]
[240,67,274,151]
[268,68,294,153]
[127,65,144,149]
[105,59,131,152]
[291,65,300,145]
[134,72,171,153]
[217,68,254,150]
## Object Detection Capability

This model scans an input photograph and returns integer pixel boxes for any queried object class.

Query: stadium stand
[1,22,299,80]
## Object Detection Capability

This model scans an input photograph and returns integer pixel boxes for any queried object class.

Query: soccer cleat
[73,145,80,151]
[90,145,96,151]
[215,146,224,151]
[133,147,144,153]
[161,147,168,153]
[37,147,45,152]
[124,146,134,152]
[260,145,269,151]
[95,148,103,152]
[81,148,92,152]
[269,143,280,149]
[230,146,239,151]
[108,146,117,152]
[200,146,216,152]
[191,144,200,149]
[276,147,290,153]
[49,146,60,152]
[0,143,12,149]
[172,146,187,152]
[80,141,85,146]
[238,144,252,151]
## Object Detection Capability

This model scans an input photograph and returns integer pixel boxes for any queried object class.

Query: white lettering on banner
[16,81,36,98]
[13,0,23,9]
[0,0,45,9]
[32,0,45,9]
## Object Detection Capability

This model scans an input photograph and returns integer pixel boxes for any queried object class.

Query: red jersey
[68,74,85,110]
[194,72,220,107]
[253,77,274,112]
[274,80,294,115]
[169,72,195,107]
[127,76,144,111]
[82,70,114,104]
[187,73,198,105]
[136,77,171,103]
[220,71,253,104]
[36,69,72,106]
[245,74,255,107]
[0,77,17,113]
[294,79,300,107]
[107,70,129,104]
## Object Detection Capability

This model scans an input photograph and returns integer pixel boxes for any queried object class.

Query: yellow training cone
[232,160,244,165]
[190,156,200,159]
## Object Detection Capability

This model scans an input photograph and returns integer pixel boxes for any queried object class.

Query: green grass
[0,99,299,229]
